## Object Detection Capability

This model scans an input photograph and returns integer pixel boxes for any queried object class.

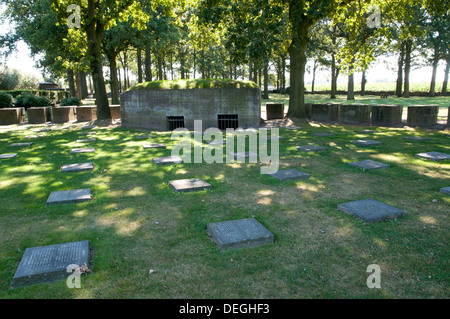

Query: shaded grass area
[0,121,449,299]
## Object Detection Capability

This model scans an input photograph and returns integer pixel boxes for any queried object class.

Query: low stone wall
[77,106,97,122]
[120,87,260,131]
[340,104,371,124]
[371,104,403,126]
[110,105,121,119]
[407,105,439,127]
[52,106,77,123]
[0,108,25,125]
[310,103,340,122]
[266,103,284,120]
[27,107,52,124]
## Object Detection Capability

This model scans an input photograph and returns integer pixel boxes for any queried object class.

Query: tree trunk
[86,0,110,119]
[281,55,286,94]
[330,54,336,99]
[403,40,412,98]
[80,71,88,99]
[361,70,366,96]
[144,45,152,82]
[347,72,355,100]
[442,56,449,95]
[137,49,143,84]
[429,47,439,97]
[249,59,253,81]
[263,61,269,99]
[108,53,120,105]
[396,42,405,97]
[76,72,82,99]
[67,69,76,97]
[157,56,164,80]
[287,23,309,118]
[118,68,122,93]
[311,59,317,93]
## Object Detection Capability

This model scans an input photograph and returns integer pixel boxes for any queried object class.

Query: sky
[0,4,446,87]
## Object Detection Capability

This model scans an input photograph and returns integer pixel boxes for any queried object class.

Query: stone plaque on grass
[152,156,183,165]
[168,178,212,193]
[415,152,450,161]
[403,136,433,141]
[8,142,33,148]
[61,162,94,173]
[0,153,17,159]
[71,148,95,154]
[12,240,90,287]
[348,160,390,171]
[268,168,310,181]
[79,131,96,136]
[231,152,258,161]
[337,198,404,222]
[46,189,91,206]
[76,138,97,143]
[296,145,326,152]
[440,187,450,195]
[352,140,382,146]
[207,217,274,251]
[82,125,97,130]
[24,135,44,139]
[143,143,166,149]
[136,134,155,139]
[313,132,334,137]
[280,125,301,130]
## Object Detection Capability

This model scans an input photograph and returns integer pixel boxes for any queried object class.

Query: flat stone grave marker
[24,135,44,139]
[12,240,90,287]
[403,136,433,141]
[268,168,310,181]
[236,128,258,134]
[352,140,382,146]
[280,126,301,129]
[0,153,17,159]
[439,187,450,195]
[313,132,334,137]
[231,152,258,162]
[79,131,96,136]
[266,136,285,141]
[82,125,97,130]
[8,142,33,148]
[71,148,95,154]
[207,217,274,251]
[143,143,166,149]
[415,152,450,161]
[34,128,51,132]
[168,178,212,193]
[296,145,326,152]
[206,139,228,145]
[348,159,390,171]
[152,156,183,165]
[61,162,94,173]
[356,130,376,134]
[76,138,97,143]
[136,134,155,139]
[337,198,404,222]
[46,189,92,206]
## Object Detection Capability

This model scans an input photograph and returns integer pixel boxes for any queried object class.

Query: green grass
[308,81,445,93]
[129,79,259,91]
[0,120,449,299]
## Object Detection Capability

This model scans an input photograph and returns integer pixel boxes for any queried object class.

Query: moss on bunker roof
[128,79,259,91]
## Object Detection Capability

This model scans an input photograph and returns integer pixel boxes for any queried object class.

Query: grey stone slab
[207,217,274,251]
[12,240,90,287]
[280,126,301,130]
[352,140,382,146]
[337,198,404,222]
[71,148,95,154]
[168,178,212,193]
[0,153,17,159]
[415,152,450,161]
[79,131,96,136]
[8,142,33,147]
[34,128,52,132]
[46,189,91,206]
[296,145,326,152]
[136,134,155,139]
[348,160,390,170]
[440,187,450,195]
[403,136,433,141]
[232,152,258,160]
[152,156,183,165]
[312,132,334,137]
[76,138,97,143]
[82,125,97,130]
[143,143,166,149]
[24,135,44,139]
[61,162,94,173]
[268,168,310,181]
[206,139,228,145]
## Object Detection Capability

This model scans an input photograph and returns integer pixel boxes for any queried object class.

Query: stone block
[168,178,212,193]
[310,103,341,122]
[152,156,183,165]
[61,162,94,173]
[110,105,121,119]
[352,140,382,146]
[296,145,326,152]
[407,105,439,127]
[348,159,390,170]
[266,103,284,120]
[76,106,97,122]
[415,152,450,161]
[143,143,166,149]
[46,189,91,206]
[0,108,25,125]
[340,104,371,124]
[71,148,95,154]
[27,107,52,124]
[268,168,310,181]
[52,106,77,124]
[439,187,450,195]
[337,198,404,222]
[0,153,17,159]
[371,104,403,126]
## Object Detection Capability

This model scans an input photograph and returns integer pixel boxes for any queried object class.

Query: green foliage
[60,96,81,106]
[0,92,14,108]
[14,93,51,109]
[129,78,259,90]
[0,68,20,91]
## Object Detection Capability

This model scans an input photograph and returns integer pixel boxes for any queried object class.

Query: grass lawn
[0,115,449,298]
